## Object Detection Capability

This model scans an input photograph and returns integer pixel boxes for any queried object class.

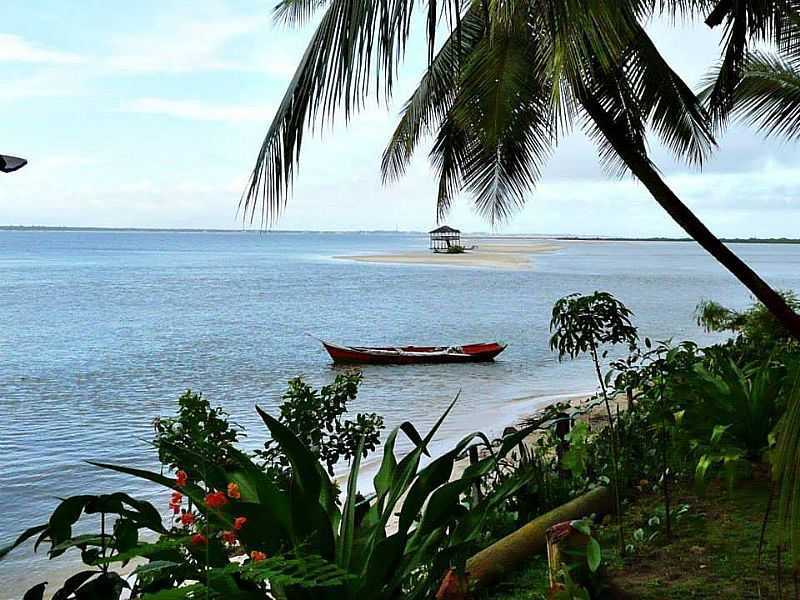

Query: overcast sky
[1,1,798,236]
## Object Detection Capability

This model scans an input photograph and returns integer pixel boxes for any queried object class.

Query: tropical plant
[771,359,800,568]
[241,0,800,338]
[547,518,604,600]
[255,372,384,482]
[154,389,243,471]
[2,394,533,599]
[697,292,800,355]
[550,291,638,552]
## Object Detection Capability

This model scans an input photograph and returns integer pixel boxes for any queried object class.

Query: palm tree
[702,10,800,568]
[243,0,800,338]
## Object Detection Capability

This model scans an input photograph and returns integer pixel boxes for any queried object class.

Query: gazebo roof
[429,225,460,234]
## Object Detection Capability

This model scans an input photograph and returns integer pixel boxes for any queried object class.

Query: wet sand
[336,241,561,270]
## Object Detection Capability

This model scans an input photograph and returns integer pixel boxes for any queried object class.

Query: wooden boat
[319,339,506,365]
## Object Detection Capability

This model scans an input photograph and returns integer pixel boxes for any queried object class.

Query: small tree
[549,292,638,552]
[153,389,242,473]
[256,371,384,484]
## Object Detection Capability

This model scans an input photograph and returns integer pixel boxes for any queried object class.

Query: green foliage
[446,244,466,254]
[771,360,800,568]
[153,390,242,471]
[696,292,800,355]
[561,422,592,480]
[549,292,638,361]
[4,390,529,600]
[550,291,638,554]
[255,372,384,480]
[242,0,716,236]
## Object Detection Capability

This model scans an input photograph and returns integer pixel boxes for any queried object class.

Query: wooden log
[462,486,613,593]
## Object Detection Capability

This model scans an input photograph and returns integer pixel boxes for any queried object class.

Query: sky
[1,1,799,236]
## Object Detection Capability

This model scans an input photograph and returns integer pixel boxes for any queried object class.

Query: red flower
[221,530,237,545]
[205,491,228,509]
[180,512,195,526]
[250,550,267,562]
[169,492,183,514]
[175,470,188,487]
[233,516,248,531]
[191,534,207,545]
[226,482,241,500]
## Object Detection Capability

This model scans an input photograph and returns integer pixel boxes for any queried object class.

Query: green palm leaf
[717,50,800,139]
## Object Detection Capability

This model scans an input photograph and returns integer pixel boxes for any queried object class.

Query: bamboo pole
[451,486,613,595]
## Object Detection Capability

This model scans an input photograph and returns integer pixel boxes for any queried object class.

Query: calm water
[1,230,799,596]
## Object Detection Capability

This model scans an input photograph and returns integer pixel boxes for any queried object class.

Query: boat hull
[321,341,506,365]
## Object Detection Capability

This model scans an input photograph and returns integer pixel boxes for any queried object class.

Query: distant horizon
[2,224,800,243]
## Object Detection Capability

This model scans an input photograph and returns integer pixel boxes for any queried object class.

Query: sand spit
[336,241,561,270]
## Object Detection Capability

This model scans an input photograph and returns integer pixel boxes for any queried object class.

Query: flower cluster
[204,491,228,509]
[175,470,188,487]
[168,473,253,556]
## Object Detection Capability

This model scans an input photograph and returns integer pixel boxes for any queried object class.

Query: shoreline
[335,241,562,270]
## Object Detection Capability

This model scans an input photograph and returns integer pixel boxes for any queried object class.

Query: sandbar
[335,240,561,270]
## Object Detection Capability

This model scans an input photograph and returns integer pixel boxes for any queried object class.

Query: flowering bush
[1,385,532,600]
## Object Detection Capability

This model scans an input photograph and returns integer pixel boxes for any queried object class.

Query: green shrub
[153,389,242,471]
[254,372,384,483]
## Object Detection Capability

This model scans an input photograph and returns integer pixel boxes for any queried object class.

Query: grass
[482,468,792,599]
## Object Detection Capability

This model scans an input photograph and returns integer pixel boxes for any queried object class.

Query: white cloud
[0,70,85,102]
[122,98,274,123]
[106,16,269,73]
[0,34,84,64]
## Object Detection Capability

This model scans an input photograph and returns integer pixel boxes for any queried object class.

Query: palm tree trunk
[580,95,800,340]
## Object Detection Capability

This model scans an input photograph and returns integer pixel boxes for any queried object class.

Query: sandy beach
[336,240,561,270]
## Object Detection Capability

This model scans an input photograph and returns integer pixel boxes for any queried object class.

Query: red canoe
[319,339,506,365]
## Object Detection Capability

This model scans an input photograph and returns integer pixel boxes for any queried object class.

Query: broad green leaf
[0,523,48,560]
[23,583,47,600]
[587,537,602,572]
[132,560,182,576]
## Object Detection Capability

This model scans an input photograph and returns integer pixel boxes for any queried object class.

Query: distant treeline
[1,226,799,244]
[554,236,800,244]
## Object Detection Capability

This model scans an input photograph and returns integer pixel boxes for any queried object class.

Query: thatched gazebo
[429,225,461,253]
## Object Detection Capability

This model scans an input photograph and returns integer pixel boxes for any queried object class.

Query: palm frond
[273,0,330,27]
[529,0,643,94]
[702,0,800,124]
[381,7,484,184]
[448,23,555,224]
[242,0,417,225]
[626,25,716,164]
[719,50,800,139]
[428,113,470,221]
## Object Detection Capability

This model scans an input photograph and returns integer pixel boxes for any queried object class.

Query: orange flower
[226,482,241,500]
[191,534,207,545]
[221,530,237,545]
[179,512,195,526]
[204,491,228,509]
[233,516,248,531]
[175,470,188,487]
[169,492,183,514]
[250,550,267,562]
